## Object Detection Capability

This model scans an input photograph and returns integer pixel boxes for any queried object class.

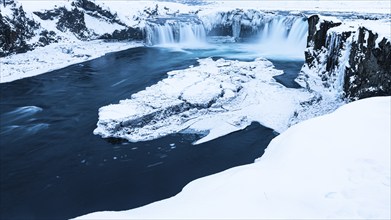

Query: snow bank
[94,57,315,144]
[78,96,391,219]
[0,40,142,83]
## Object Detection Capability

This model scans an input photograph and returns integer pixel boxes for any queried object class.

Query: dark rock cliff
[300,15,391,100]
[344,27,391,99]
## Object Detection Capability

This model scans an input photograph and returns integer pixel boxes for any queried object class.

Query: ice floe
[94,57,321,144]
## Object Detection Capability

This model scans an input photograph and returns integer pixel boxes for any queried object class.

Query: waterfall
[145,21,206,47]
[257,16,308,59]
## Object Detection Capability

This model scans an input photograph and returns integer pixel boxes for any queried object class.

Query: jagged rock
[73,0,125,26]
[306,15,341,50]
[99,27,143,41]
[304,15,342,68]
[300,15,391,100]
[344,27,391,99]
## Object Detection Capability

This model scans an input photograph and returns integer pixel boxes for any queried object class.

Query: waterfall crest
[144,19,206,47]
[257,16,308,59]
[144,13,308,59]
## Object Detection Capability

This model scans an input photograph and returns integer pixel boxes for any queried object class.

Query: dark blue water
[0,46,301,220]
[272,60,303,88]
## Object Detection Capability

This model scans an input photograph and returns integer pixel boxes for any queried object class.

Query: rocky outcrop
[56,7,92,39]
[344,27,391,99]
[99,27,143,41]
[72,0,125,26]
[0,1,40,57]
[299,15,391,100]
[1,0,143,57]
[304,15,342,67]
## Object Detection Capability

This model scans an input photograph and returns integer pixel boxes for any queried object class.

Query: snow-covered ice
[94,57,317,144]
[78,96,391,219]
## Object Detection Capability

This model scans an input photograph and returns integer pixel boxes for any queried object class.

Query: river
[0,45,303,219]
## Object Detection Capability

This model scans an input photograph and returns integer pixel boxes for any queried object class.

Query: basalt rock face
[344,27,391,99]
[299,15,391,100]
[304,15,342,67]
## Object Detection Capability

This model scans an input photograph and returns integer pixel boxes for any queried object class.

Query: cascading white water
[144,14,307,58]
[257,16,308,60]
[179,23,206,44]
[145,21,206,47]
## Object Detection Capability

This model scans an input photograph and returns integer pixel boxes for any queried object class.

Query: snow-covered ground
[77,96,391,219]
[0,40,142,83]
[206,0,391,14]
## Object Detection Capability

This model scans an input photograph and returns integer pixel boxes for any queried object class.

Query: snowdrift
[78,96,391,219]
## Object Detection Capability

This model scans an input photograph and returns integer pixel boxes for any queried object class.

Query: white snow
[2,0,390,83]
[94,57,338,144]
[329,19,391,42]
[202,1,391,14]
[0,40,142,83]
[84,14,125,36]
[77,96,391,219]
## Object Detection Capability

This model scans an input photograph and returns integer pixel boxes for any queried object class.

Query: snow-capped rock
[344,27,391,99]
[0,0,144,57]
[297,15,391,100]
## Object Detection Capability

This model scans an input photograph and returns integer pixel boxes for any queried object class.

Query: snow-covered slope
[77,96,391,219]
